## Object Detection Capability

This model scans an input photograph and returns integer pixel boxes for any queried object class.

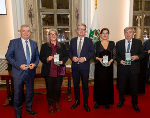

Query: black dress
[93,41,115,105]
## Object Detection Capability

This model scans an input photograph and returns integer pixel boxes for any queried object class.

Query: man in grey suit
[116,27,144,112]
[5,25,39,118]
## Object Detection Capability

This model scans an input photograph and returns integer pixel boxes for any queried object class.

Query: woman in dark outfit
[93,28,115,109]
[39,29,68,114]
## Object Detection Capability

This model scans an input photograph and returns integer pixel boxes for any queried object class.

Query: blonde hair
[48,29,61,47]
[48,28,58,36]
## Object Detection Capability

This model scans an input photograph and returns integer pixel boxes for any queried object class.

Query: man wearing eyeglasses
[69,24,95,112]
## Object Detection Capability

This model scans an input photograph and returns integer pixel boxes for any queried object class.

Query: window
[133,0,150,41]
[38,0,72,43]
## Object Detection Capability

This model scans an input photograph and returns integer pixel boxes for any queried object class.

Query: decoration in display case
[135,15,142,39]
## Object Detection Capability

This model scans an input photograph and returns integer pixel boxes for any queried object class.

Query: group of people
[5,24,147,118]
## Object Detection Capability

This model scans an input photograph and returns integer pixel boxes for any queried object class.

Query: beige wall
[99,0,133,42]
[0,0,14,58]
[0,0,133,58]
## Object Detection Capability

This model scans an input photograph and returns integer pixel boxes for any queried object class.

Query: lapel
[74,38,78,55]
[80,37,86,55]
[18,38,26,61]
[122,39,126,54]
[130,38,135,54]
[29,39,34,60]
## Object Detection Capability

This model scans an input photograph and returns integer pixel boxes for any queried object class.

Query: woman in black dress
[93,28,115,109]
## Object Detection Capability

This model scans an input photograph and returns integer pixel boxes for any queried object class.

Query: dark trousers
[146,66,150,82]
[45,76,63,105]
[118,71,138,105]
[72,66,89,104]
[13,72,34,116]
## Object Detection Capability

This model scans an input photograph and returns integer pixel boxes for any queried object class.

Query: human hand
[29,63,36,69]
[96,57,103,64]
[20,64,29,70]
[60,61,63,65]
[120,60,125,65]
[131,55,139,61]
[73,57,79,62]
[79,57,85,63]
[47,56,54,62]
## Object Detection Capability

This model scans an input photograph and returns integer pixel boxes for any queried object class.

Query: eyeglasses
[101,33,109,35]
[49,33,57,36]
[77,28,86,31]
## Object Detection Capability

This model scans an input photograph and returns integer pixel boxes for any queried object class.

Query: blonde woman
[40,29,68,114]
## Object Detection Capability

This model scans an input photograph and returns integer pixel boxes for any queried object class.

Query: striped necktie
[127,40,130,53]
[77,38,82,57]
[25,41,30,66]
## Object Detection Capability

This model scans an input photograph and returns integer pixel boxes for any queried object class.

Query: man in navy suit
[116,27,144,112]
[5,25,39,118]
[69,24,95,112]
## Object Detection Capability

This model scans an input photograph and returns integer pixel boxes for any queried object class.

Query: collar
[21,38,29,43]
[78,37,84,40]
[125,38,132,43]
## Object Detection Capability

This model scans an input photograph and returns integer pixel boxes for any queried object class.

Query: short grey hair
[77,23,87,29]
[124,27,135,33]
[20,25,31,32]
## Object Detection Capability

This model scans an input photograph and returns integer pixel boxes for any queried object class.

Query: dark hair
[100,28,110,34]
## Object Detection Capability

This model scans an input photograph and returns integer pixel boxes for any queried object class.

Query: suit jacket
[69,37,95,70]
[39,42,68,77]
[116,38,144,74]
[143,39,150,65]
[5,38,39,79]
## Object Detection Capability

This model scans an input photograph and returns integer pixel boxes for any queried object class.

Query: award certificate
[125,53,131,65]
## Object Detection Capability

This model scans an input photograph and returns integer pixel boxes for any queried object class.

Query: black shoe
[84,104,90,112]
[105,105,110,109]
[71,100,80,109]
[117,102,124,108]
[26,109,37,116]
[94,103,99,109]
[133,104,140,112]
[16,115,22,118]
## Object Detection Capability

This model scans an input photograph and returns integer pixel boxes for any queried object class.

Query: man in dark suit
[5,25,39,118]
[69,24,95,112]
[116,27,144,112]
[143,39,150,84]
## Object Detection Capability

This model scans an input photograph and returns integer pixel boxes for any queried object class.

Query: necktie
[25,41,30,66]
[77,38,82,57]
[127,40,130,53]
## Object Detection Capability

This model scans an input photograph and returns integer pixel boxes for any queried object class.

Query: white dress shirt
[21,38,32,60]
[125,39,132,53]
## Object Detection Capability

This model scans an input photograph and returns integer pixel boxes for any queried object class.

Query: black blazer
[116,38,144,74]
[39,42,68,77]
[143,39,150,62]
[69,37,95,70]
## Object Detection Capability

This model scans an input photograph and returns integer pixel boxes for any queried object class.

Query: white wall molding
[81,0,92,36]
[11,0,25,38]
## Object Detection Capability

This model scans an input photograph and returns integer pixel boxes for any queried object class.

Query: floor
[0,77,95,90]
